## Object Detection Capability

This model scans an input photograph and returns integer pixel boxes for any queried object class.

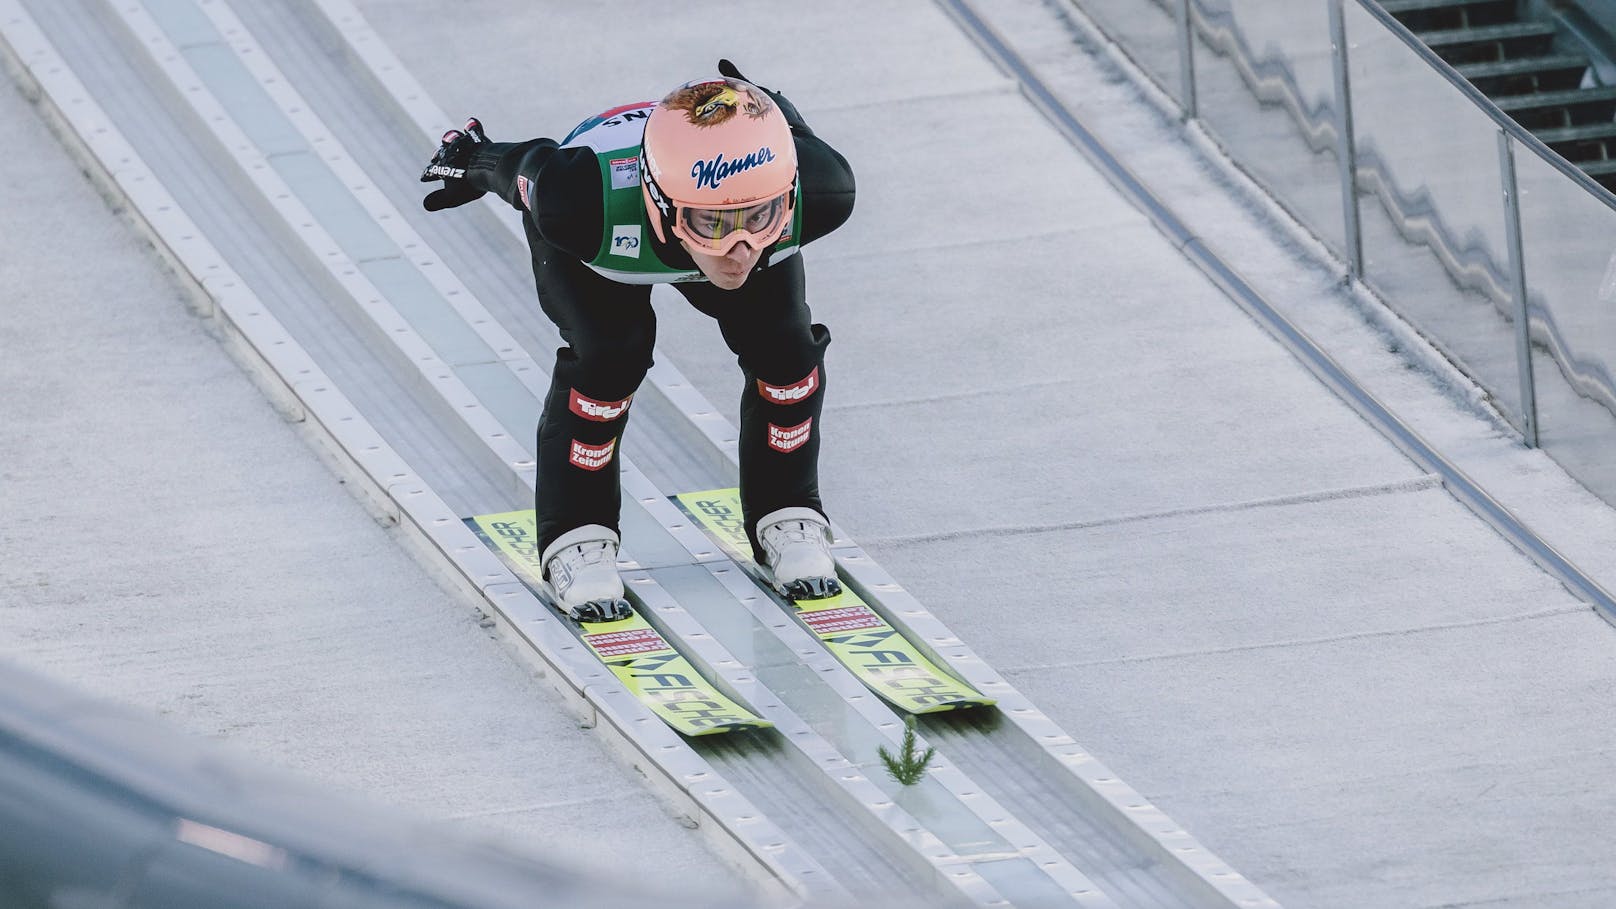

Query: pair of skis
[465,488,993,737]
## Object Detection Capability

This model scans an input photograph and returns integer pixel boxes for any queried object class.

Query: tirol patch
[767,418,812,453]
[569,389,632,422]
[609,155,640,190]
[757,367,819,403]
[610,224,641,258]
[569,438,617,471]
[516,174,532,210]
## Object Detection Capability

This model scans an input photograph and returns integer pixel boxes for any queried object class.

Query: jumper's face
[684,237,765,290]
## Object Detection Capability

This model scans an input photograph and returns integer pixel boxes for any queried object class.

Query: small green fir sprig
[878,715,936,786]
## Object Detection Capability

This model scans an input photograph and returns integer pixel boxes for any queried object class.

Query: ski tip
[684,719,775,737]
[907,697,998,715]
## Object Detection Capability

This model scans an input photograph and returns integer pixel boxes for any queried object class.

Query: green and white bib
[559,101,802,285]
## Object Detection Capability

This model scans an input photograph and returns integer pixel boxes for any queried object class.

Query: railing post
[1329,0,1364,278]
[1177,0,1198,119]
[1497,129,1541,447]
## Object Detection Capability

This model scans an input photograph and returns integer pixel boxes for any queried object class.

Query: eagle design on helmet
[667,80,774,127]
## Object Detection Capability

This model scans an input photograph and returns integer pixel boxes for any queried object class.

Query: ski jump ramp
[3,0,1616,907]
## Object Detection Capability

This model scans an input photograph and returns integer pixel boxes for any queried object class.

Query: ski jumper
[474,94,855,559]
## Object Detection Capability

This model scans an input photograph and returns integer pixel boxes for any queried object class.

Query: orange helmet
[640,78,797,255]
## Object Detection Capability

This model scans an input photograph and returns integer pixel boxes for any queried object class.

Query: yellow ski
[672,489,994,714]
[465,510,772,737]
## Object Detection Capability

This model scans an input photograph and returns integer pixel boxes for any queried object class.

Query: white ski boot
[756,507,842,600]
[540,524,632,622]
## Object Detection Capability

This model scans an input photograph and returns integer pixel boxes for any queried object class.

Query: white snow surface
[5,1,1616,907]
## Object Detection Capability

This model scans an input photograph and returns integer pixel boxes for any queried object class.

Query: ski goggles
[671,190,793,256]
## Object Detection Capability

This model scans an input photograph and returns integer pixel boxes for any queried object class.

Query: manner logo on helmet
[690,147,777,191]
[569,438,617,471]
[767,418,812,453]
[609,225,641,259]
[569,389,632,421]
[757,367,818,403]
[516,174,532,211]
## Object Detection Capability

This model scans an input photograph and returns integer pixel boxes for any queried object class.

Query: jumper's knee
[564,321,656,399]
[746,322,830,389]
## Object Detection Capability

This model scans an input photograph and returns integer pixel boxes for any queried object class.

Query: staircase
[1381,0,1616,190]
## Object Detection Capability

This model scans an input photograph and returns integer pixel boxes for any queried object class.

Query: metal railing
[1071,0,1616,507]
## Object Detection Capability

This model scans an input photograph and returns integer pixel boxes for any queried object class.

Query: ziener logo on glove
[767,419,812,453]
[757,367,819,403]
[569,438,617,471]
[569,389,632,422]
[423,163,466,180]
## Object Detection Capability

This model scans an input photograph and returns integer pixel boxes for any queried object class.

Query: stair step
[1381,0,1498,10]
[1574,158,1616,177]
[1379,0,1517,31]
[1533,122,1616,145]
[1456,53,1590,79]
[1494,85,1616,112]
[1418,22,1558,48]
[1418,21,1559,64]
[1494,85,1616,129]
[1457,53,1590,93]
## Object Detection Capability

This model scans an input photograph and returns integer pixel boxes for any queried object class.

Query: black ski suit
[453,88,855,559]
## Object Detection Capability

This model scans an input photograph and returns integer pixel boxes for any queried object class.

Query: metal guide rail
[0,0,1278,905]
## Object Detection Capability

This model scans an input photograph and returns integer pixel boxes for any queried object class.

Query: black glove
[420,117,489,211]
[717,59,809,134]
[717,58,758,87]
